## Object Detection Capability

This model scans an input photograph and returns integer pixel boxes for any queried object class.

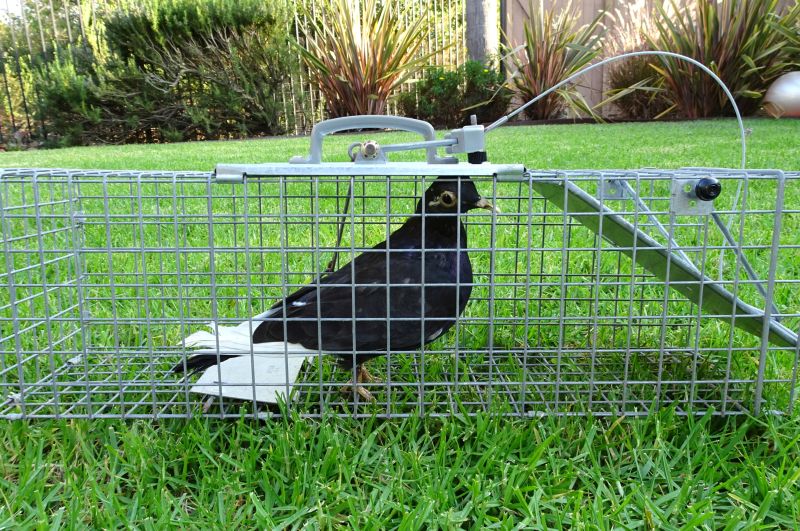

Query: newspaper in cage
[190,355,307,404]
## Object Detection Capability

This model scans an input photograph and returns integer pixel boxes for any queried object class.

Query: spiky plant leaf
[506,0,606,121]
[295,0,442,118]
[647,0,800,118]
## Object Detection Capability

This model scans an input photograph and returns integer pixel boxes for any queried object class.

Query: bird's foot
[340,365,378,402]
[357,365,377,383]
[340,381,375,402]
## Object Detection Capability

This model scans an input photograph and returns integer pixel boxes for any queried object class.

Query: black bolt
[695,177,722,201]
[467,151,487,164]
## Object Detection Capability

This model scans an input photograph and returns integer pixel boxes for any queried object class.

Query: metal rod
[486,51,748,171]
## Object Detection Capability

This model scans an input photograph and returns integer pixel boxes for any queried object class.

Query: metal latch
[671,177,721,215]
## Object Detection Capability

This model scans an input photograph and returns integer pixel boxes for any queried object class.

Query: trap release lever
[289,115,457,165]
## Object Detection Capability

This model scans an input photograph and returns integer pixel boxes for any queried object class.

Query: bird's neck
[393,214,467,248]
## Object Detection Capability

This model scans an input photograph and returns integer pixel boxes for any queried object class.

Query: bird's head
[416,176,498,215]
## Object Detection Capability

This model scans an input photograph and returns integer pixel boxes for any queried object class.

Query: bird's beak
[474,198,500,213]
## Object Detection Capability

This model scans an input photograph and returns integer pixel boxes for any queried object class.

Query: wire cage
[1,115,798,419]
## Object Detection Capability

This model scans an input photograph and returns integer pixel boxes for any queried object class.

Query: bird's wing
[253,249,389,348]
[254,247,464,352]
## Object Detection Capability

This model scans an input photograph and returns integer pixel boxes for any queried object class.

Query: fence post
[466,0,498,61]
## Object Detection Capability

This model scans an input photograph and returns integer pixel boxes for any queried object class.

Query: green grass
[0,117,796,171]
[1,118,800,527]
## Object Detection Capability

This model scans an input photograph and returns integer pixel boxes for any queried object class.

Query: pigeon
[173,176,497,401]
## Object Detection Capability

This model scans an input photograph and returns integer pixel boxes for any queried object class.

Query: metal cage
[1,160,798,419]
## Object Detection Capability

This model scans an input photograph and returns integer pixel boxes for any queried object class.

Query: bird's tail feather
[173,319,312,374]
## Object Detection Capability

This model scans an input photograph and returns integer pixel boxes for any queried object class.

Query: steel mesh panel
[1,168,797,419]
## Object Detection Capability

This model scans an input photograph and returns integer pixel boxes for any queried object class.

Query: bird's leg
[357,364,377,383]
[340,364,375,402]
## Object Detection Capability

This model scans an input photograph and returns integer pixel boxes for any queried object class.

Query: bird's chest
[423,249,471,282]
[388,248,471,314]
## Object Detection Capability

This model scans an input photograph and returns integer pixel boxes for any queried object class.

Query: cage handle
[289,115,456,164]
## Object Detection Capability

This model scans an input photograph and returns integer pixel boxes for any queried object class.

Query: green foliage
[462,60,513,124]
[101,0,293,140]
[104,0,279,62]
[507,0,606,120]
[12,0,294,146]
[295,0,438,118]
[647,0,800,118]
[398,61,512,128]
[398,67,463,128]
[32,52,97,148]
[604,53,672,120]
[597,1,671,120]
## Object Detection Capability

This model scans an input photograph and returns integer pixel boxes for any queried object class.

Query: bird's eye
[439,191,457,207]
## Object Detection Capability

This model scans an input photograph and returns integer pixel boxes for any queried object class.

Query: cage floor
[1,347,758,419]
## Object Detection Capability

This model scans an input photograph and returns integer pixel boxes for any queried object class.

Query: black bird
[174,176,496,400]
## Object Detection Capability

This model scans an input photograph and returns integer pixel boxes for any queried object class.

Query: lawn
[1,118,800,527]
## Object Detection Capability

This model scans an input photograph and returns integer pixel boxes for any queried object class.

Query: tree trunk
[465,0,499,62]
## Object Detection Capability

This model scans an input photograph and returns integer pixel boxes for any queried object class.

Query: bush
[506,0,605,120]
[398,67,463,128]
[462,60,513,124]
[103,0,294,140]
[296,0,436,118]
[30,0,294,146]
[599,1,671,120]
[33,50,102,147]
[648,0,800,118]
[604,53,671,120]
[399,61,512,128]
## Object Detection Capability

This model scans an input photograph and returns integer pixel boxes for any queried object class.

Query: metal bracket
[671,178,715,215]
[599,179,628,200]
[444,124,486,155]
[289,115,455,165]
[349,140,388,164]
[214,168,245,184]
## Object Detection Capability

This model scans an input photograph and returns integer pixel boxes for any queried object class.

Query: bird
[173,176,497,401]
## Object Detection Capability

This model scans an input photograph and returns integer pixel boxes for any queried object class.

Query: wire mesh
[0,167,797,419]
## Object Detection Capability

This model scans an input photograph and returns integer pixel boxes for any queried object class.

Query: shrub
[27,0,294,146]
[102,0,294,139]
[399,61,512,128]
[648,0,800,118]
[32,51,100,147]
[462,60,513,124]
[600,0,671,120]
[507,0,606,120]
[398,67,463,128]
[604,54,671,120]
[295,0,437,118]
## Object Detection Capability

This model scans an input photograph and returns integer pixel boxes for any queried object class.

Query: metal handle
[289,115,454,164]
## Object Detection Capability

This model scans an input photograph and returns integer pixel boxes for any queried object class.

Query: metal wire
[487,51,748,171]
[0,168,797,419]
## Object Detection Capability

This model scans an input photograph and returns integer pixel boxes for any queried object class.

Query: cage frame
[1,160,798,420]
